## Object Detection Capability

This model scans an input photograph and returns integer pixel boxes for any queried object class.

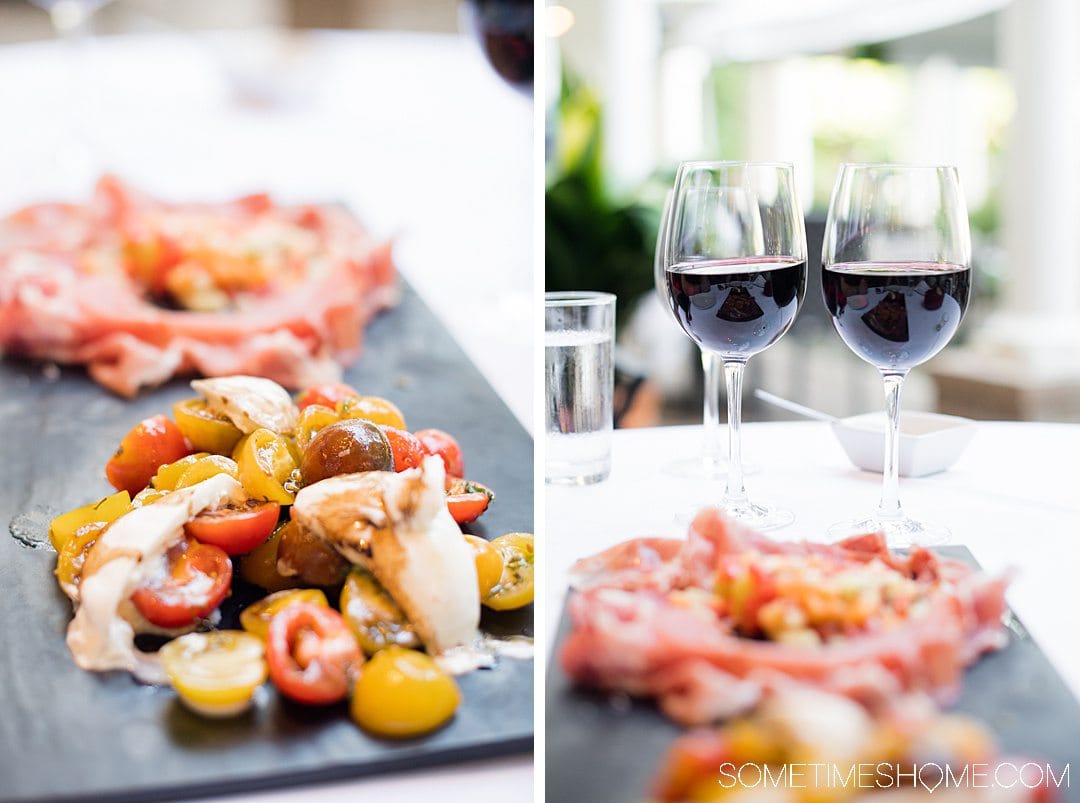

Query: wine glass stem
[701,348,723,471]
[722,359,748,505]
[878,370,908,519]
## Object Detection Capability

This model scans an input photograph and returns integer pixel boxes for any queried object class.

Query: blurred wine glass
[459,0,533,93]
[27,0,115,194]
[654,190,728,480]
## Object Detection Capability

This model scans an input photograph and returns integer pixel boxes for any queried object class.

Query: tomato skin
[483,533,534,611]
[131,538,233,628]
[106,415,193,495]
[446,479,494,525]
[296,383,359,411]
[414,429,464,478]
[266,603,361,705]
[379,427,426,472]
[185,502,281,556]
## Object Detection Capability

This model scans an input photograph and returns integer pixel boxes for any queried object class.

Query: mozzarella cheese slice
[191,375,298,435]
[66,474,247,681]
[292,456,480,654]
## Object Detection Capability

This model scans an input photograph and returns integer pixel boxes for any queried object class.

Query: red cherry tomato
[106,415,193,495]
[414,429,465,478]
[446,479,494,525]
[266,603,361,705]
[379,426,426,472]
[296,382,359,411]
[184,502,281,556]
[131,537,232,629]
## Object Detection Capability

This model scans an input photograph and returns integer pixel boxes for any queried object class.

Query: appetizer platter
[0,281,533,802]
[0,176,395,396]
[547,510,1080,802]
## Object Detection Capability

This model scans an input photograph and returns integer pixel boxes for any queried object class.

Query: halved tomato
[414,429,464,478]
[131,537,232,628]
[446,479,494,525]
[296,382,359,411]
[185,501,281,555]
[106,415,193,496]
[266,603,361,705]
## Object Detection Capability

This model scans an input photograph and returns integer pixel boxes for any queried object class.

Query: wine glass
[460,0,533,94]
[822,163,972,545]
[654,190,727,479]
[664,161,807,530]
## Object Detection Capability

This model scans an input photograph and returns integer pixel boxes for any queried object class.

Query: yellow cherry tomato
[296,404,340,452]
[340,570,419,656]
[130,488,170,509]
[350,646,460,738]
[464,534,504,599]
[174,455,239,490]
[238,521,301,592]
[55,521,108,597]
[48,490,130,552]
[483,532,534,611]
[173,398,244,455]
[240,588,329,640]
[234,428,298,504]
[160,631,268,718]
[336,396,406,430]
[150,452,211,491]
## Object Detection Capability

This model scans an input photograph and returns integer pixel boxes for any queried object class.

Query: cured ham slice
[560,508,1009,726]
[0,177,396,395]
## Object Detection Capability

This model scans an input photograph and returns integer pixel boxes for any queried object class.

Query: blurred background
[545,0,1080,427]
[0,0,534,428]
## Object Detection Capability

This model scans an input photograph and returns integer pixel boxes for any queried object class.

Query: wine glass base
[826,514,950,548]
[719,500,794,532]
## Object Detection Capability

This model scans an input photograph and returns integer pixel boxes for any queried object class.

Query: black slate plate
[0,281,533,802]
[547,547,1080,803]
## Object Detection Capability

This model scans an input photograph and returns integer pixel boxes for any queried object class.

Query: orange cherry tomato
[266,603,361,705]
[184,501,281,556]
[106,415,193,496]
[446,479,494,525]
[379,426,426,472]
[131,537,232,629]
[414,429,464,478]
[296,382,359,411]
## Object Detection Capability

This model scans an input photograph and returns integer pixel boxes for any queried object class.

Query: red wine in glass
[665,257,807,359]
[821,261,971,370]
[461,0,533,93]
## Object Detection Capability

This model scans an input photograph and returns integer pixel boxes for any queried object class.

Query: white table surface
[0,30,534,803]
[546,421,1080,708]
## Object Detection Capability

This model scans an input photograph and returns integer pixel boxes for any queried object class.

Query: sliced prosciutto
[560,508,1009,726]
[0,176,396,396]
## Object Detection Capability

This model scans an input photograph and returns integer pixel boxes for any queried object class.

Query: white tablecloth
[546,422,1080,707]
[0,30,533,803]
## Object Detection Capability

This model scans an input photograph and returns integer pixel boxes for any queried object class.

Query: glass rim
[544,291,616,308]
[839,161,959,172]
[677,159,794,170]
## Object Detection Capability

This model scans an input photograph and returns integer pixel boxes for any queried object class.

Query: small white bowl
[831,411,977,478]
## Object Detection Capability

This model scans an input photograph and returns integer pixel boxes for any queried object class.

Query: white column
[975,0,1080,371]
[559,0,661,190]
[743,60,814,212]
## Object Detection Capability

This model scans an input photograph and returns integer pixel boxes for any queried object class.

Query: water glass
[544,292,615,485]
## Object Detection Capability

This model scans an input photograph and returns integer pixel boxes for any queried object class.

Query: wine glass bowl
[821,164,972,545]
[663,161,807,530]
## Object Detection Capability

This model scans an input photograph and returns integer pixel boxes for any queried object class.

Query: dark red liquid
[463,0,533,91]
[821,262,971,370]
[665,258,806,359]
